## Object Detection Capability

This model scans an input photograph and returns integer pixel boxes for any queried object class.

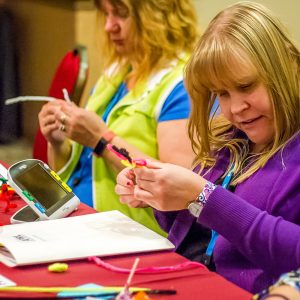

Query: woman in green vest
[38,0,198,235]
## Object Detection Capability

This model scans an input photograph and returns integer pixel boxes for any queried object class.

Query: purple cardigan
[155,132,300,293]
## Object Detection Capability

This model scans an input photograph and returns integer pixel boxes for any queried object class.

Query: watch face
[188,201,202,218]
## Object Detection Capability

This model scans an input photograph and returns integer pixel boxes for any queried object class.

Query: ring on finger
[60,114,67,125]
[59,124,66,132]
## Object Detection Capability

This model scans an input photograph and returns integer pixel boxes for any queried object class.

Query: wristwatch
[93,131,116,156]
[187,200,204,218]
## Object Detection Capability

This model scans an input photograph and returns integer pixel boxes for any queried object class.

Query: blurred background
[0,0,299,165]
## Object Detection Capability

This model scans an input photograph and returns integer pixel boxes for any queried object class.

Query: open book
[0,211,174,267]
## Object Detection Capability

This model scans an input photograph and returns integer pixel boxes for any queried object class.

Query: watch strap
[93,131,116,156]
[187,201,204,218]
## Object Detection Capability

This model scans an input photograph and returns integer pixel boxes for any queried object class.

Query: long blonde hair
[95,0,198,83]
[186,1,300,184]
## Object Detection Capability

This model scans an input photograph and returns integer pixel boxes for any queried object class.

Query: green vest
[59,59,186,236]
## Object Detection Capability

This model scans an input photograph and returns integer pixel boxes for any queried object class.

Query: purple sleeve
[199,186,300,274]
[154,210,180,232]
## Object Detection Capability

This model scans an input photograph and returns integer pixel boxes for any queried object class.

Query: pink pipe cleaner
[88,256,206,274]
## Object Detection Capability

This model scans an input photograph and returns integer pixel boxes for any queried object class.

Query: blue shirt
[67,81,191,206]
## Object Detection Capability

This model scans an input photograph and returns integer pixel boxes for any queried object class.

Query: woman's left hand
[132,161,207,211]
[57,102,108,148]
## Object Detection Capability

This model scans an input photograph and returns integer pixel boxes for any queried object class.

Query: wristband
[187,181,216,218]
[196,181,216,205]
[93,131,116,156]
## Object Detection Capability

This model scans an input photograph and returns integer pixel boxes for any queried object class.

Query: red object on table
[0,200,253,299]
[0,183,18,213]
[32,46,88,163]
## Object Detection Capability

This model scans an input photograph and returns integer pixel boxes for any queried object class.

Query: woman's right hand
[38,100,66,146]
[115,168,149,208]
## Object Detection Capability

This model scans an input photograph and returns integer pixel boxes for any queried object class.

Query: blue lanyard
[204,166,234,265]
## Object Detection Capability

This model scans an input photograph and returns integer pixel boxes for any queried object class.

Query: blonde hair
[186,1,300,184]
[95,0,198,82]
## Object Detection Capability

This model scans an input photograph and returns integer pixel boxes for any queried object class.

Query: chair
[32,45,88,163]
[0,159,9,169]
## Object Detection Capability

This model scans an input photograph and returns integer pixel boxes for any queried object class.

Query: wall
[194,0,300,45]
[75,8,102,106]
[5,0,76,141]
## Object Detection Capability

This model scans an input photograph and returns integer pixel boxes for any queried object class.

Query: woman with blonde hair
[39,0,198,235]
[116,1,300,293]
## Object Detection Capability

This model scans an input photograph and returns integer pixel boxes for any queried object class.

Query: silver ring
[59,124,65,132]
[60,114,66,125]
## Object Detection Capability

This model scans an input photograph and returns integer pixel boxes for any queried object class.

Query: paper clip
[107,144,147,168]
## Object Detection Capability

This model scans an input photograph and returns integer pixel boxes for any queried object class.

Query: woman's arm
[199,187,300,277]
[53,102,152,173]
[47,140,72,171]
[57,96,193,175]
[157,119,194,168]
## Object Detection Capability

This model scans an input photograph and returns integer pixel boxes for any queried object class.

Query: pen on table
[143,289,177,295]
[62,88,71,102]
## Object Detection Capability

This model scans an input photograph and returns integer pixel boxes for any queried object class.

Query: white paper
[0,274,16,287]
[0,211,174,267]
[0,164,7,180]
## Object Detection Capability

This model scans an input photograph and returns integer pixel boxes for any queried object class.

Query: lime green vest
[59,59,186,236]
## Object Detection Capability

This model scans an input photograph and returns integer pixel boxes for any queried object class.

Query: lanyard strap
[203,167,234,265]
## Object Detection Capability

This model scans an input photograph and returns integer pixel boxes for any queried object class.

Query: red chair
[0,160,9,169]
[33,45,88,163]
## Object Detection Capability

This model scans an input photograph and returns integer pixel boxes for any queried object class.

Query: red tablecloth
[0,199,253,299]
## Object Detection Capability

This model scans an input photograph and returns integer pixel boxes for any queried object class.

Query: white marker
[62,88,71,102]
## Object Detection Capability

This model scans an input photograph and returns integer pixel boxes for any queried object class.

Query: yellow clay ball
[48,262,68,273]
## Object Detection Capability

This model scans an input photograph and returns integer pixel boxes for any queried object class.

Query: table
[0,198,253,299]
